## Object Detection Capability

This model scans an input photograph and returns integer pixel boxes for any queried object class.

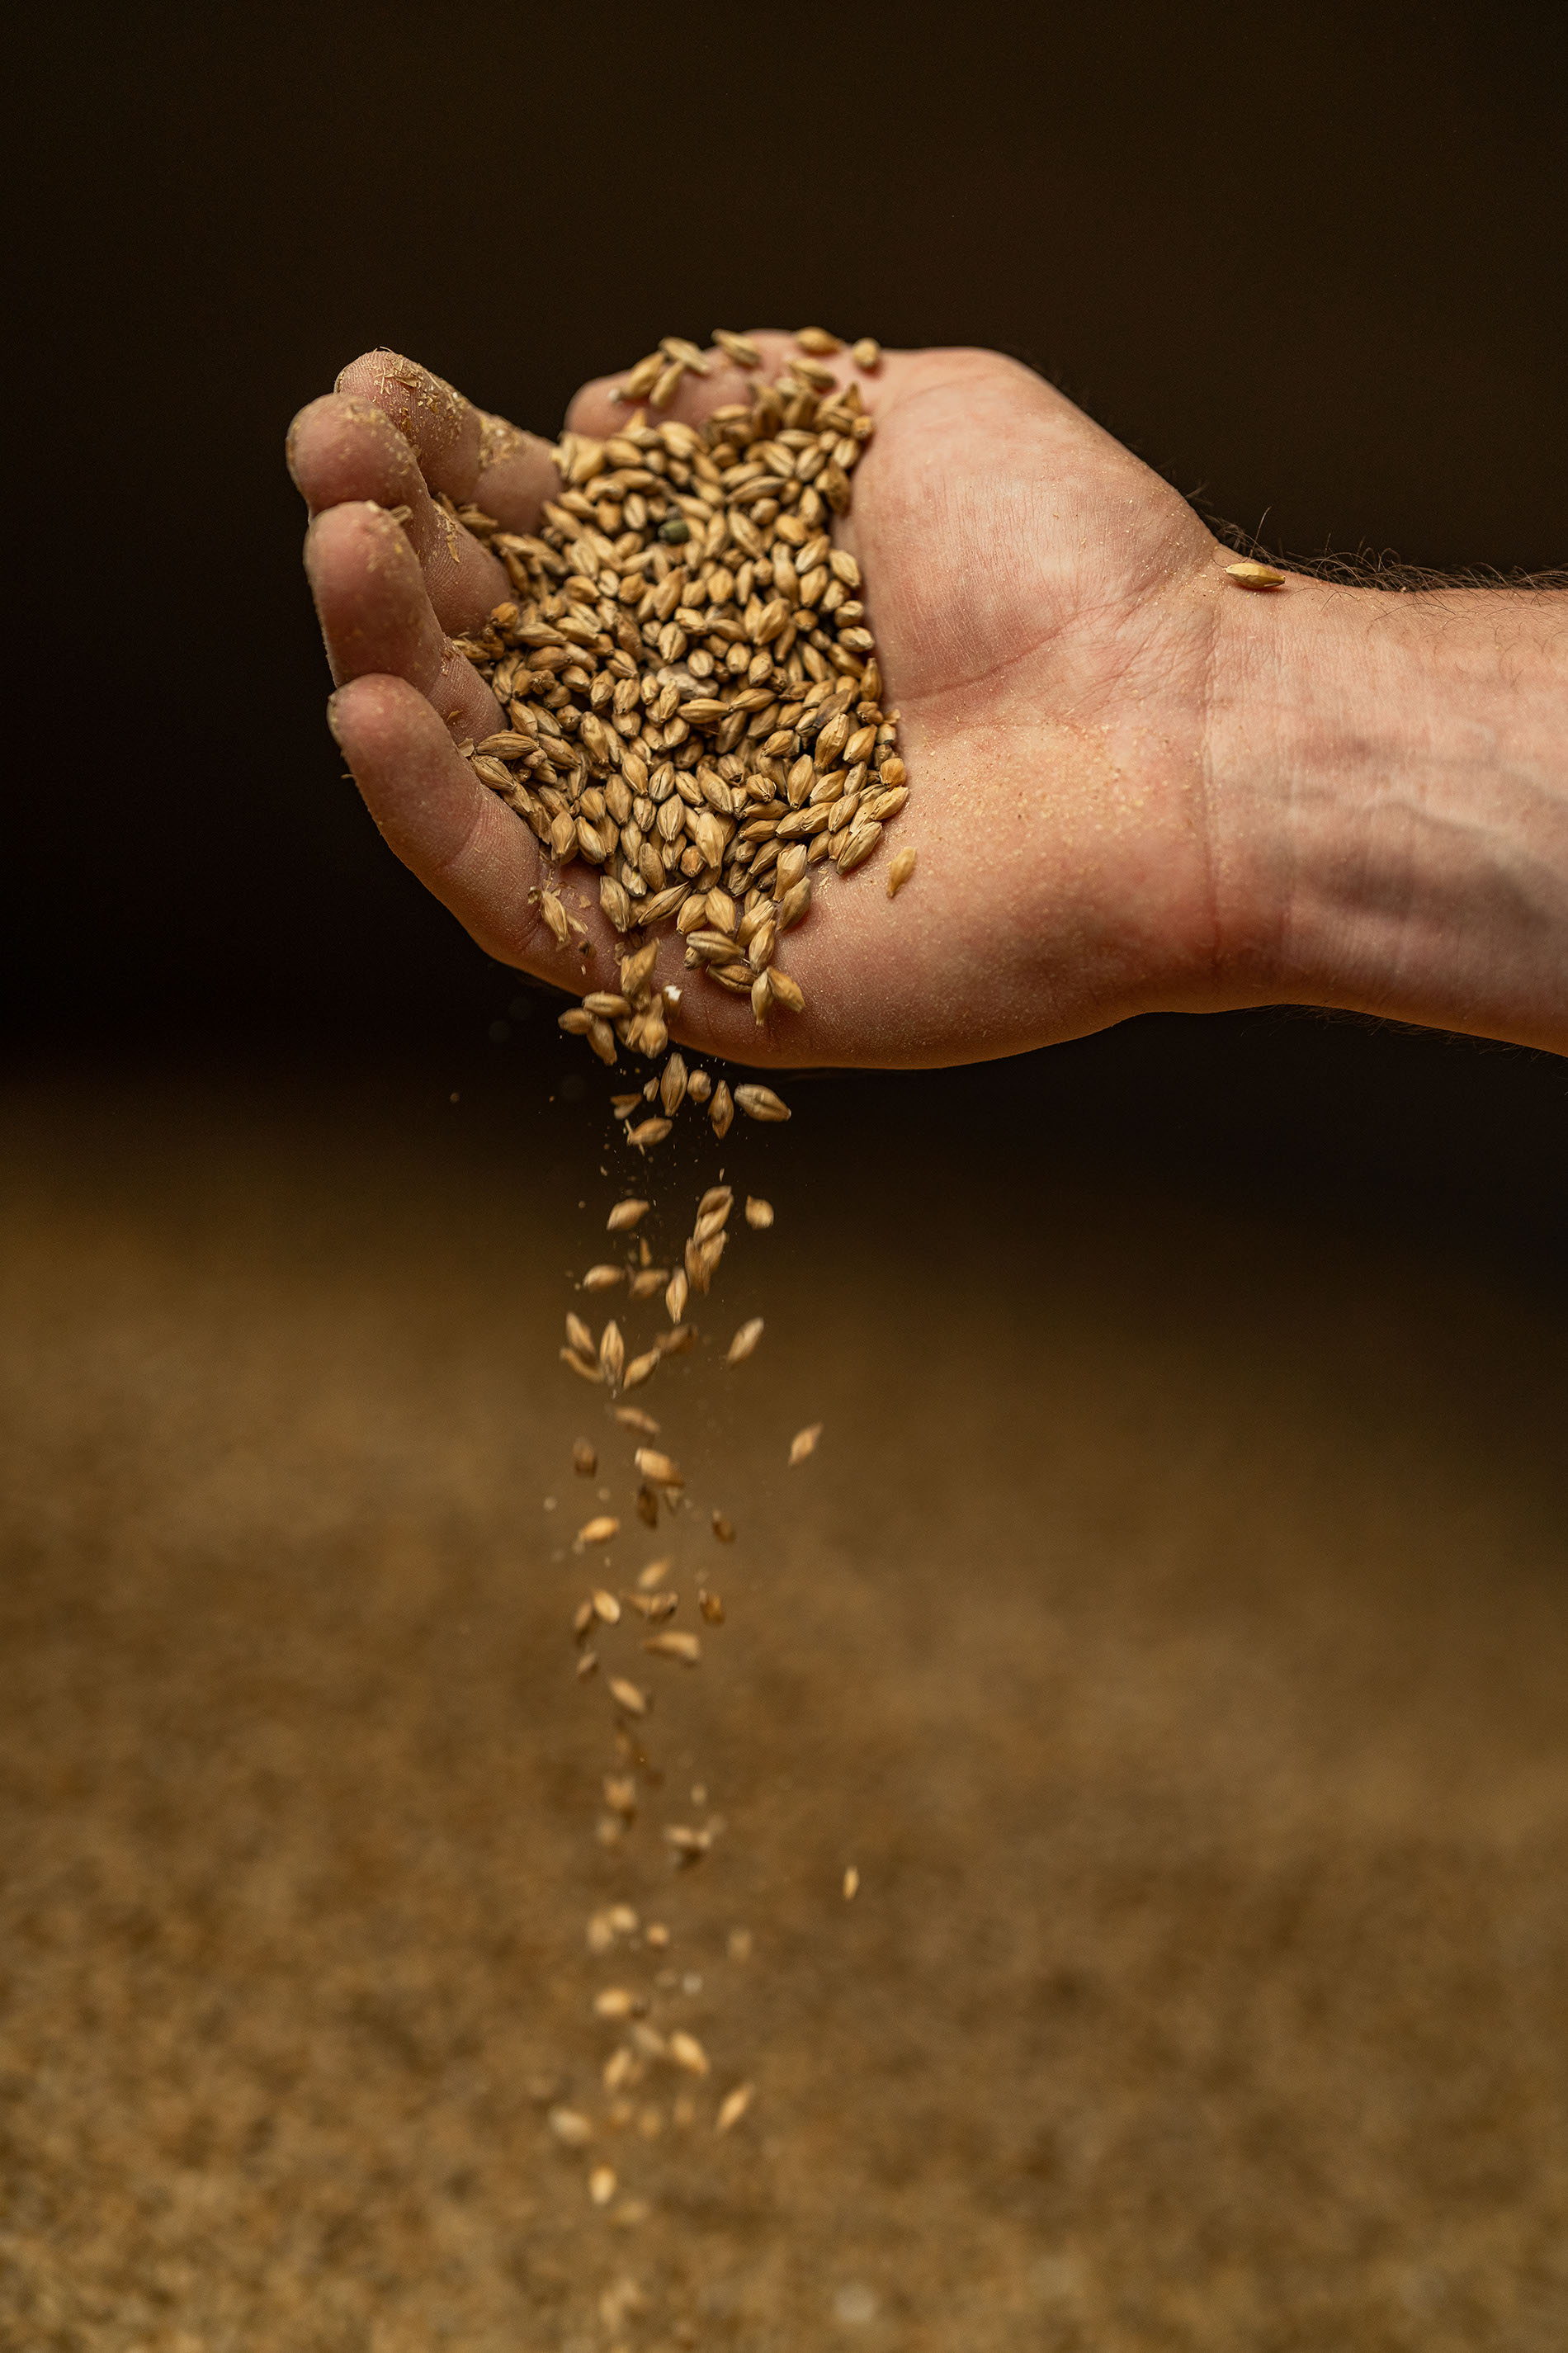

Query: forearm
[1210,579,1568,1056]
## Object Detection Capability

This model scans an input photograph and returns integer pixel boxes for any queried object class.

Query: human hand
[296,337,1568,1069]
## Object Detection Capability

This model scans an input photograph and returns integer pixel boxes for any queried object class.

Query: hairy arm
[1208,580,1568,1057]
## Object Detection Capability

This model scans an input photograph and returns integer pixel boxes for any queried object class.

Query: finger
[304,502,501,741]
[334,347,498,502]
[473,408,564,533]
[328,674,573,973]
[287,394,510,636]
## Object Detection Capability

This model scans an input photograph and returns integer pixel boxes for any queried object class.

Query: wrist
[1204,572,1568,1055]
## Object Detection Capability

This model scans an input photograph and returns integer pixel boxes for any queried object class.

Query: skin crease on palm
[290,333,1567,1070]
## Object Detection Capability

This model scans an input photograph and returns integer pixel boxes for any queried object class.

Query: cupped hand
[289,335,1244,1068]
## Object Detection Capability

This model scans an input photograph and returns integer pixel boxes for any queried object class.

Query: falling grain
[593,1987,641,2020]
[788,1423,823,1467]
[716,2084,754,2133]
[711,1511,736,1543]
[734,1084,791,1123]
[583,1264,624,1292]
[608,1677,649,1717]
[726,1318,764,1366]
[634,1448,683,1489]
[668,2031,711,2077]
[843,1865,860,1901]
[579,1517,621,1547]
[744,1197,774,1229]
[573,1438,597,1476]
[607,1199,649,1233]
[643,1630,701,1665]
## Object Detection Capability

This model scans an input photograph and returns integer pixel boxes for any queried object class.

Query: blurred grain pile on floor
[2,1066,1566,2353]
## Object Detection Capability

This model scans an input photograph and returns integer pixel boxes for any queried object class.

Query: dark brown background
[6,9,1568,2344]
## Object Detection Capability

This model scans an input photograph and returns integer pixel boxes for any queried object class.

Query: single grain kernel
[726,1318,764,1365]
[716,2083,754,2133]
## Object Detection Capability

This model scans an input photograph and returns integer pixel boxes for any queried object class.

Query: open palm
[290,334,1240,1067]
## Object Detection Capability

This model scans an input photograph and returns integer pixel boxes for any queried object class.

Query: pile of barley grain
[451,324,914,1136]
[494,330,892,2322]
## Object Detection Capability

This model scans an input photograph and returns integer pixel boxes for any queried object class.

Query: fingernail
[325,692,345,746]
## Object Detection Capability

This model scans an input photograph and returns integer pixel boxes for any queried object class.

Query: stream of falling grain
[506,327,908,2348]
